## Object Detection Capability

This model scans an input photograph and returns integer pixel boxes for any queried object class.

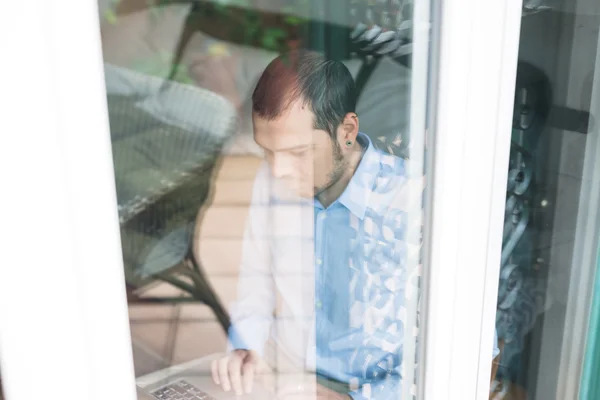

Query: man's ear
[337,113,359,148]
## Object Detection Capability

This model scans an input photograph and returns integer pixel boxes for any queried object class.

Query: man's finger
[211,360,220,385]
[218,357,231,392]
[242,362,255,394]
[228,354,244,396]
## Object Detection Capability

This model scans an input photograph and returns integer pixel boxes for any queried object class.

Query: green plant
[201,0,309,53]
[102,0,310,81]
[102,0,121,24]
[131,50,194,85]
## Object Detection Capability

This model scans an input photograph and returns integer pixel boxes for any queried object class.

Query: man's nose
[270,154,291,179]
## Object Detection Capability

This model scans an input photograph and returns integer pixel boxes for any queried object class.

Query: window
[100,2,429,398]
[1,0,531,399]
[490,2,600,398]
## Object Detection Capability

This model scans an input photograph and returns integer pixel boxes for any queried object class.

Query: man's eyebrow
[257,143,312,152]
[283,144,312,151]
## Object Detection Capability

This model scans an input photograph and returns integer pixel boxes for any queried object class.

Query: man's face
[253,101,346,198]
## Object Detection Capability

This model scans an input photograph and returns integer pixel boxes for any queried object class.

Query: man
[209,49,421,400]
[210,50,497,398]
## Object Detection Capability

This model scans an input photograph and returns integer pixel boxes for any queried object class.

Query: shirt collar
[336,133,380,219]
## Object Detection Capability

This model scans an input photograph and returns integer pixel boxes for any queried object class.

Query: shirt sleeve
[227,163,275,356]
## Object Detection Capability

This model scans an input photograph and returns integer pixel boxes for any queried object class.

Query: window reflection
[492,3,600,398]
[99,0,429,398]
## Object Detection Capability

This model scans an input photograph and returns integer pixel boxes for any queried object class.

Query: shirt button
[316,258,323,265]
[320,211,327,219]
[316,300,323,309]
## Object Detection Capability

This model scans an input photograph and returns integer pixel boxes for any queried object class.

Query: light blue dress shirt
[229,133,499,399]
[312,133,418,399]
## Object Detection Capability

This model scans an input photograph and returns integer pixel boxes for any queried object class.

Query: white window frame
[421,0,523,398]
[1,1,136,400]
[0,0,522,399]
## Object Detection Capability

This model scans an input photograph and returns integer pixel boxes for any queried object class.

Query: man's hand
[211,349,270,396]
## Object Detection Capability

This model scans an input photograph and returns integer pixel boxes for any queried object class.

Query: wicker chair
[106,64,237,334]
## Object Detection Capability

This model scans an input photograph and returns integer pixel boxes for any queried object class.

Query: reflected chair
[105,65,236,335]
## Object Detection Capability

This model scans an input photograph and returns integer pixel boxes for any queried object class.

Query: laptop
[136,366,273,400]
[136,379,218,400]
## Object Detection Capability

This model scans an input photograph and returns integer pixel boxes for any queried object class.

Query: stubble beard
[314,141,348,197]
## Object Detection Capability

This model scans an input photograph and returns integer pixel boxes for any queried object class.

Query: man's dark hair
[252,50,357,136]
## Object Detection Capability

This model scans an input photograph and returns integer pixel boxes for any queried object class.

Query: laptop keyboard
[150,379,217,400]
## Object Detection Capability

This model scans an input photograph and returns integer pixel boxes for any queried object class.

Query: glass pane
[97,0,431,398]
[492,1,600,398]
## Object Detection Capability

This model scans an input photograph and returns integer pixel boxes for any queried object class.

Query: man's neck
[316,142,365,208]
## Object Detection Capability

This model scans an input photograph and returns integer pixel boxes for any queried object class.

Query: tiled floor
[129,155,260,377]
